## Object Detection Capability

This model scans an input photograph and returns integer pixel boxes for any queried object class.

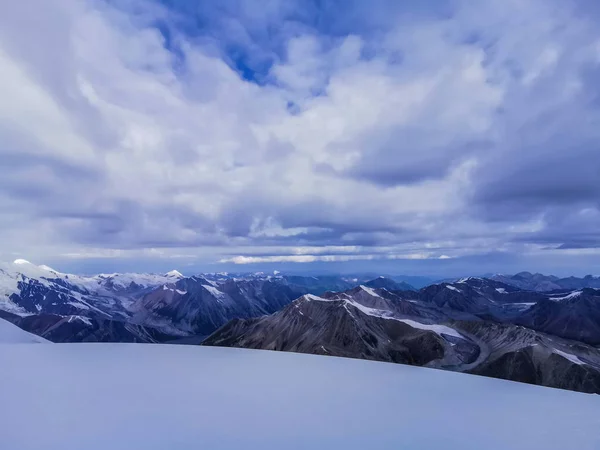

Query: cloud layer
[1,0,600,274]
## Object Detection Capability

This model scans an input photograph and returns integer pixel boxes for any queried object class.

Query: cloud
[220,252,436,265]
[0,0,600,274]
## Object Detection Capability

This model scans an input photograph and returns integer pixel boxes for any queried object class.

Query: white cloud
[0,0,599,272]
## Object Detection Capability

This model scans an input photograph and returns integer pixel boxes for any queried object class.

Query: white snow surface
[303,293,326,301]
[0,344,598,450]
[0,318,49,343]
[12,259,32,265]
[67,316,93,326]
[495,288,507,293]
[345,300,391,318]
[506,302,537,310]
[397,319,464,339]
[549,291,582,301]
[457,277,482,283]
[202,284,226,299]
[446,285,461,292]
[165,269,184,278]
[553,349,587,366]
[359,285,382,297]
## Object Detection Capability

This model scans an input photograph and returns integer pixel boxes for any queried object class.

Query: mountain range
[3,259,600,394]
[490,272,600,291]
[0,259,404,342]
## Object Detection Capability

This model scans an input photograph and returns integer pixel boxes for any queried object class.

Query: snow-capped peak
[165,270,184,278]
[38,264,60,273]
[4,259,67,285]
[13,258,32,265]
[457,277,482,284]
[302,294,326,302]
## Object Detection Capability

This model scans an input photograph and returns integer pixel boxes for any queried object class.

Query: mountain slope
[1,344,599,450]
[204,293,478,367]
[0,317,49,343]
[131,276,312,336]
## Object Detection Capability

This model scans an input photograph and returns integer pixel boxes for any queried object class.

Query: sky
[1,0,600,277]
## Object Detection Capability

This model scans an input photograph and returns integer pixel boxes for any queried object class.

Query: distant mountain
[491,272,600,292]
[205,280,600,394]
[363,276,415,291]
[414,278,600,345]
[131,275,310,336]
[515,289,600,345]
[0,259,183,318]
[0,260,383,340]
[416,277,546,320]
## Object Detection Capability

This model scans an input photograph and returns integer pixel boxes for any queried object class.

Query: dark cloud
[344,139,489,187]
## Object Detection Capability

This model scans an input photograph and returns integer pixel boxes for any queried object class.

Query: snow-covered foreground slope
[0,317,49,343]
[0,345,599,450]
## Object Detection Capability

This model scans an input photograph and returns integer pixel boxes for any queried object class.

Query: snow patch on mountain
[346,300,393,318]
[202,285,226,300]
[303,294,326,302]
[398,319,463,339]
[446,285,461,292]
[457,277,482,283]
[67,315,93,326]
[553,349,587,366]
[359,285,382,298]
[549,291,582,301]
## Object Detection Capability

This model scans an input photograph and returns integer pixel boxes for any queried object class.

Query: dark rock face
[473,349,538,385]
[471,344,600,394]
[411,279,600,346]
[514,289,600,345]
[132,277,310,336]
[0,311,176,343]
